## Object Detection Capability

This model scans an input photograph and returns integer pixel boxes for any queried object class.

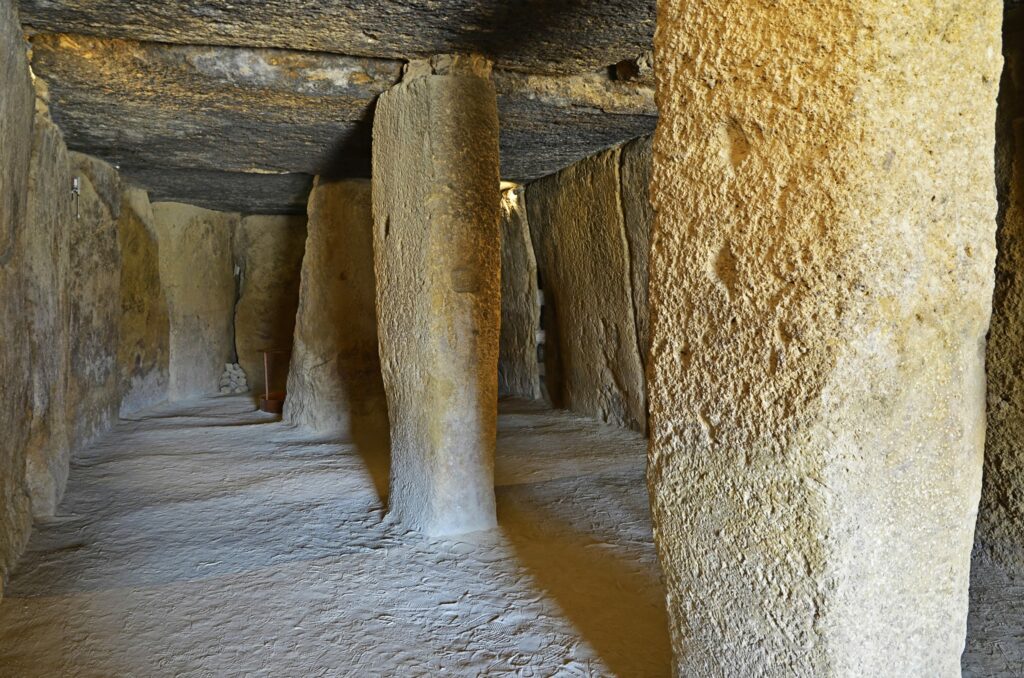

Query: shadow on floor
[499,489,671,677]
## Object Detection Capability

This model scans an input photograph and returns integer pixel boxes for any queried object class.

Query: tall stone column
[372,54,501,536]
[648,1,1001,676]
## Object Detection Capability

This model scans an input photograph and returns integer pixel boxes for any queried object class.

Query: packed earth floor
[0,396,672,676]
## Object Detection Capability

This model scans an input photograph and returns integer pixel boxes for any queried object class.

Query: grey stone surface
[28,34,655,213]
[18,0,655,75]
[233,214,307,397]
[373,56,501,536]
[152,202,238,400]
[526,145,646,434]
[0,0,36,596]
[647,1,1000,675]
[284,179,387,439]
[498,187,540,400]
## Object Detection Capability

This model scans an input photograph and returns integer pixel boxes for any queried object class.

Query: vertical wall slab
[498,187,541,400]
[373,55,501,536]
[0,0,36,595]
[619,135,653,367]
[976,10,1024,578]
[284,178,387,437]
[648,1,1001,675]
[23,108,72,518]
[67,152,123,455]
[233,214,306,397]
[527,146,647,434]
[152,202,238,401]
[118,187,170,415]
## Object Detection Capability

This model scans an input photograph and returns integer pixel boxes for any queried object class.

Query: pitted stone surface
[233,215,306,397]
[284,179,387,438]
[373,58,501,536]
[152,203,238,401]
[648,1,1001,675]
[527,145,646,434]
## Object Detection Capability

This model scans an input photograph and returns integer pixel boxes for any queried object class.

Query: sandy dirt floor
[0,395,671,677]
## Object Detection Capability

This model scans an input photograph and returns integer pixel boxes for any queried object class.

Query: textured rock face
[527,145,647,434]
[66,152,122,456]
[498,187,540,400]
[373,56,501,536]
[27,33,655,214]
[976,10,1024,578]
[648,1,1001,675]
[619,135,653,365]
[23,110,72,519]
[152,203,238,400]
[117,187,170,414]
[0,0,36,595]
[284,179,387,437]
[233,215,306,397]
[19,0,654,75]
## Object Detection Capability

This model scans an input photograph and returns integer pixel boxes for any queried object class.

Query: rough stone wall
[152,202,238,400]
[118,187,170,414]
[975,9,1024,578]
[284,178,387,437]
[66,153,123,451]
[23,108,73,519]
[527,145,647,434]
[0,0,37,595]
[233,215,306,397]
[619,135,653,365]
[498,187,540,400]
[648,1,1001,675]
[373,55,501,536]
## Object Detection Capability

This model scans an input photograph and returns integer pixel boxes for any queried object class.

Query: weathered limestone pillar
[284,178,387,437]
[648,2,1001,675]
[372,54,501,536]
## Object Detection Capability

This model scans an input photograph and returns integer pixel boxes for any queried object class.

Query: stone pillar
[648,2,1001,676]
[284,178,387,438]
[372,54,500,536]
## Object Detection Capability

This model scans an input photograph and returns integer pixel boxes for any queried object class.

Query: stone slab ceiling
[20,2,656,214]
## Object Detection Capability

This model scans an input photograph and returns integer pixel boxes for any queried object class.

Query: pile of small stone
[219,363,248,394]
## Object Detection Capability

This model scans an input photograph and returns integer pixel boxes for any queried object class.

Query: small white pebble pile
[219,363,248,394]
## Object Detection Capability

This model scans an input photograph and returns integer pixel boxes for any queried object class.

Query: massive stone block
[233,215,306,397]
[23,109,72,519]
[373,55,501,536]
[527,145,646,434]
[118,187,170,414]
[152,202,238,400]
[284,179,387,437]
[66,152,123,455]
[619,135,653,366]
[648,1,1001,675]
[498,187,540,400]
[0,0,36,595]
[976,10,1024,578]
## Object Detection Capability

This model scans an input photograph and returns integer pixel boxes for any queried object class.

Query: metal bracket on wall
[71,176,81,219]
